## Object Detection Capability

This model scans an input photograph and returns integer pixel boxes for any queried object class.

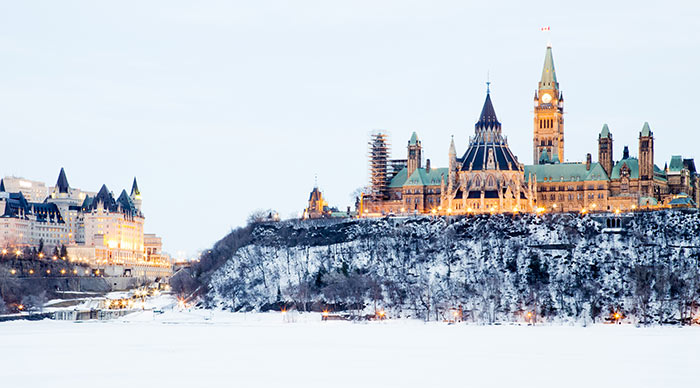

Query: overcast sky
[0,1,698,257]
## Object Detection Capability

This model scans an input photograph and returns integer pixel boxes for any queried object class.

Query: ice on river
[1,309,698,388]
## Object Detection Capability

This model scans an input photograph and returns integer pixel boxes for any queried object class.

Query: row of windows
[538,119,557,129]
[539,185,606,191]
[542,193,606,201]
[405,197,442,205]
[404,188,441,195]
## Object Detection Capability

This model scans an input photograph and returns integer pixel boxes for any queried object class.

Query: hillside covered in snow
[179,211,700,325]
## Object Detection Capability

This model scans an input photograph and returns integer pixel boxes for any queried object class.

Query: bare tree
[247,209,279,225]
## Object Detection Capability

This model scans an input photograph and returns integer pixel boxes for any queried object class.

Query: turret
[53,167,70,198]
[598,124,613,176]
[407,132,422,177]
[448,136,457,171]
[639,122,654,181]
[130,177,142,212]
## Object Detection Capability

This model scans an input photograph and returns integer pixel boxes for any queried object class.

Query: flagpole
[541,26,552,47]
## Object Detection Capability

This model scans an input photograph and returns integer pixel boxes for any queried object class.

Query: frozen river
[2,310,698,387]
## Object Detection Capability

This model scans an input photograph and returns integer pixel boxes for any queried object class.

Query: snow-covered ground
[1,307,699,387]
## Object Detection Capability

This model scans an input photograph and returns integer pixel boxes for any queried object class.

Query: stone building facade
[361,44,699,216]
[442,90,535,214]
[0,168,172,280]
[525,46,699,213]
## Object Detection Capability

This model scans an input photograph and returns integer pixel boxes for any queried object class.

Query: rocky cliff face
[203,211,700,325]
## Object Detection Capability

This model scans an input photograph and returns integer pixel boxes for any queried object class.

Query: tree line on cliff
[173,211,700,325]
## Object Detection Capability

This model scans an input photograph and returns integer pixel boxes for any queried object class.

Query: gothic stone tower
[598,124,613,176]
[407,131,422,177]
[533,45,564,164]
[638,122,654,195]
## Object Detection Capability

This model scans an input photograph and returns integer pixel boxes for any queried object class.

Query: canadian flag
[541,26,550,31]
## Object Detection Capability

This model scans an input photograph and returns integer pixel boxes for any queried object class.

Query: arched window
[487,176,495,187]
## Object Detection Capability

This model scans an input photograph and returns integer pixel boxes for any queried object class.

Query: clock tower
[533,45,564,164]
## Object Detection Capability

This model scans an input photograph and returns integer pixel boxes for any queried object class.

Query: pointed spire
[448,136,456,156]
[475,91,501,130]
[0,179,5,193]
[599,124,611,139]
[641,122,652,137]
[539,45,558,90]
[94,184,115,210]
[130,177,141,196]
[409,131,419,145]
[56,168,70,194]
[117,189,134,211]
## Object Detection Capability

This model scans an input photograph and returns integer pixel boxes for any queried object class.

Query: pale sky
[0,1,698,257]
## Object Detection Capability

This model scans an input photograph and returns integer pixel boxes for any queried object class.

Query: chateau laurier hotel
[362,45,700,215]
[0,169,172,283]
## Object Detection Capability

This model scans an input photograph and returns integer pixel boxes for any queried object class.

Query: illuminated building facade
[525,46,700,213]
[303,186,331,219]
[1,177,49,202]
[364,90,534,215]
[0,168,172,280]
[361,44,699,216]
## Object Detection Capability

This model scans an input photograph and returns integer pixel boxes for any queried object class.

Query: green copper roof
[404,167,449,187]
[388,168,409,188]
[539,45,558,90]
[640,122,652,137]
[610,158,639,179]
[539,148,550,163]
[669,194,695,207]
[524,162,608,183]
[409,132,419,145]
[600,124,610,139]
[669,155,684,172]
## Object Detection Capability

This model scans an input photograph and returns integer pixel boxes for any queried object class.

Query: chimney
[623,146,630,159]
[586,153,592,170]
[426,159,431,172]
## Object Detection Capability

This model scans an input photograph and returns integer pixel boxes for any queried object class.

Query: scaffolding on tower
[368,132,390,202]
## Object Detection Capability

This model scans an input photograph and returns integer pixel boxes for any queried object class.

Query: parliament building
[362,44,699,215]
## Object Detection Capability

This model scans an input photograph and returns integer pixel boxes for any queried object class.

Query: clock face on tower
[541,93,552,104]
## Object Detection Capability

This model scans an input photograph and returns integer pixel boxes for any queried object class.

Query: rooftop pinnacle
[539,45,558,91]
